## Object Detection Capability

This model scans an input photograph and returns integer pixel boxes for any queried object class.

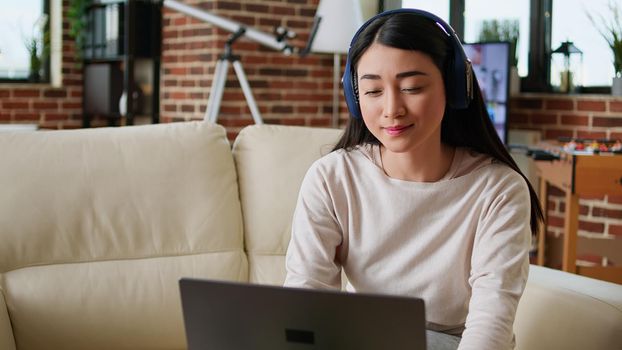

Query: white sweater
[284,145,531,350]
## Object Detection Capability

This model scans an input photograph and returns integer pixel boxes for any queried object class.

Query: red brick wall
[509,94,622,268]
[160,0,347,139]
[0,0,82,130]
[509,94,622,140]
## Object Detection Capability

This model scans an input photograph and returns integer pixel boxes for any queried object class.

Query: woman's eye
[401,87,422,93]
[364,90,382,96]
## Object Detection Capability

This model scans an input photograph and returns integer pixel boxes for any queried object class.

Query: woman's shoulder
[449,147,496,179]
[309,144,377,173]
[300,145,378,195]
[300,145,382,193]
[455,148,516,175]
[454,148,526,189]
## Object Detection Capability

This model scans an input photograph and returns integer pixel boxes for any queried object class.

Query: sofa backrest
[232,124,342,285]
[0,121,247,350]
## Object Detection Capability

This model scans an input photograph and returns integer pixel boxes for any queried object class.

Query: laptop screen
[179,278,426,350]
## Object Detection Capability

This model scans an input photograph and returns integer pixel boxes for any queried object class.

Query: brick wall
[509,94,622,268]
[0,0,82,130]
[160,0,347,139]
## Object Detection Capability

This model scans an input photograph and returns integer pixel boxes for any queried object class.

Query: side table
[535,144,622,284]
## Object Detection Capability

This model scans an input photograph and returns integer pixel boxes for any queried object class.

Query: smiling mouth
[384,125,413,136]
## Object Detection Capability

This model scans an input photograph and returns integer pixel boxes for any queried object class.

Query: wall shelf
[82,0,161,127]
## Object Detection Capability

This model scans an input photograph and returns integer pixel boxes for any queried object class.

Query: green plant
[67,0,93,61]
[587,0,622,76]
[23,14,48,81]
[41,16,51,81]
[478,19,519,67]
[25,37,41,80]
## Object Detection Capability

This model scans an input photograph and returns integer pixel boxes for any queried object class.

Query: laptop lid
[179,278,426,350]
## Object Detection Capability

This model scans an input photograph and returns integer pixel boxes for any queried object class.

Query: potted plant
[23,14,48,82]
[67,0,93,61]
[587,0,622,95]
[25,37,41,82]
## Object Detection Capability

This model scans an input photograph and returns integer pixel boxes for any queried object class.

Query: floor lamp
[307,0,373,127]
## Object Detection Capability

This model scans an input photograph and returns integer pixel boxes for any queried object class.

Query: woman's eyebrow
[359,70,427,80]
[395,70,427,78]
[359,74,381,80]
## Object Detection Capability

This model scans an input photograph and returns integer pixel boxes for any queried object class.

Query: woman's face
[356,43,446,156]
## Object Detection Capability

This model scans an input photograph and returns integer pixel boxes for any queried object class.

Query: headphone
[342,9,474,119]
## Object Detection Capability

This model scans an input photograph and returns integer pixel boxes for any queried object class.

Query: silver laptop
[179,278,426,350]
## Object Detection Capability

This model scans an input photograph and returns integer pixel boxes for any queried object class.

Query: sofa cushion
[514,265,622,350]
[0,121,247,350]
[0,288,15,350]
[232,124,342,285]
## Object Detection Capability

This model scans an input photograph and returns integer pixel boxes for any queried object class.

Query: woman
[285,9,543,350]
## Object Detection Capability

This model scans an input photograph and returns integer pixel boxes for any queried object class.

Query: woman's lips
[384,125,412,136]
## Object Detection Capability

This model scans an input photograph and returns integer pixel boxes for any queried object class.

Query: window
[374,1,614,92]
[551,0,615,88]
[464,0,530,77]
[0,0,50,83]
[401,0,450,22]
[397,1,530,78]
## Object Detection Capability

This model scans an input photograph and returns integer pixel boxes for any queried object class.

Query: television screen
[463,42,510,144]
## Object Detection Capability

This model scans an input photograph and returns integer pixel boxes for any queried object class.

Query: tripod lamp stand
[162,0,296,124]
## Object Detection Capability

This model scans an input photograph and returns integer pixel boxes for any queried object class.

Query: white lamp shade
[310,0,378,54]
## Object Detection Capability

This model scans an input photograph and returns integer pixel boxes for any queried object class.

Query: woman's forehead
[356,44,437,77]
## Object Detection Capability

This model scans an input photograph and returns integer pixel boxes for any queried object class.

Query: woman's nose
[383,89,406,118]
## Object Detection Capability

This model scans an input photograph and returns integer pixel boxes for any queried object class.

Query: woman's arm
[284,161,344,290]
[459,170,531,350]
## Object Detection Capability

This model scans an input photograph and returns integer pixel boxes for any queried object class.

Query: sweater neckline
[367,144,464,183]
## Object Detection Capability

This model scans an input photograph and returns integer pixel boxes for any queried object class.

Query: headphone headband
[342,9,473,119]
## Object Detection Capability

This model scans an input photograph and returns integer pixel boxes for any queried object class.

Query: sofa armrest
[0,287,16,350]
[514,265,622,350]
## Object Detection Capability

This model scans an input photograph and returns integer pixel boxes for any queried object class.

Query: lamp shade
[309,0,377,54]
[552,41,582,56]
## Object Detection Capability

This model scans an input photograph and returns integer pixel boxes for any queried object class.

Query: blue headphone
[342,9,474,119]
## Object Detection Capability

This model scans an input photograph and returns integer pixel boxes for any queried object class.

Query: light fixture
[305,0,377,127]
[551,41,583,93]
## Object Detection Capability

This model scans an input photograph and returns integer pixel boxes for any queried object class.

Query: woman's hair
[333,13,544,235]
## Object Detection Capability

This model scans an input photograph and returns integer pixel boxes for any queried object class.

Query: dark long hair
[333,13,543,235]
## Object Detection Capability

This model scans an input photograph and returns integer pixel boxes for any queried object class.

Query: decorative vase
[118,85,144,116]
[612,76,622,96]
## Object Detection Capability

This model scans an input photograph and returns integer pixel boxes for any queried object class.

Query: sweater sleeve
[284,161,343,290]
[459,170,531,350]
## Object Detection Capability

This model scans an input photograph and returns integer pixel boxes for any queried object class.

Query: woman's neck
[380,143,456,182]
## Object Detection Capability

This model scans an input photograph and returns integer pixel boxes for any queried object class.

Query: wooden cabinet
[535,143,622,284]
[82,0,161,127]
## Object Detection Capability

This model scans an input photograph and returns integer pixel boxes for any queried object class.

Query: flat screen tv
[462,41,511,144]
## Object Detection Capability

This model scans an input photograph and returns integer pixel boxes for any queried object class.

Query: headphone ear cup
[445,53,470,109]
[444,54,457,108]
[342,59,363,119]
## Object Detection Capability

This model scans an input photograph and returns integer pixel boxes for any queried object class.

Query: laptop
[179,278,426,350]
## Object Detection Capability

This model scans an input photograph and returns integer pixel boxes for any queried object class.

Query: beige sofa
[1,121,620,350]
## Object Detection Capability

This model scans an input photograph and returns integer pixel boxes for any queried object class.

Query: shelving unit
[82,0,161,127]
